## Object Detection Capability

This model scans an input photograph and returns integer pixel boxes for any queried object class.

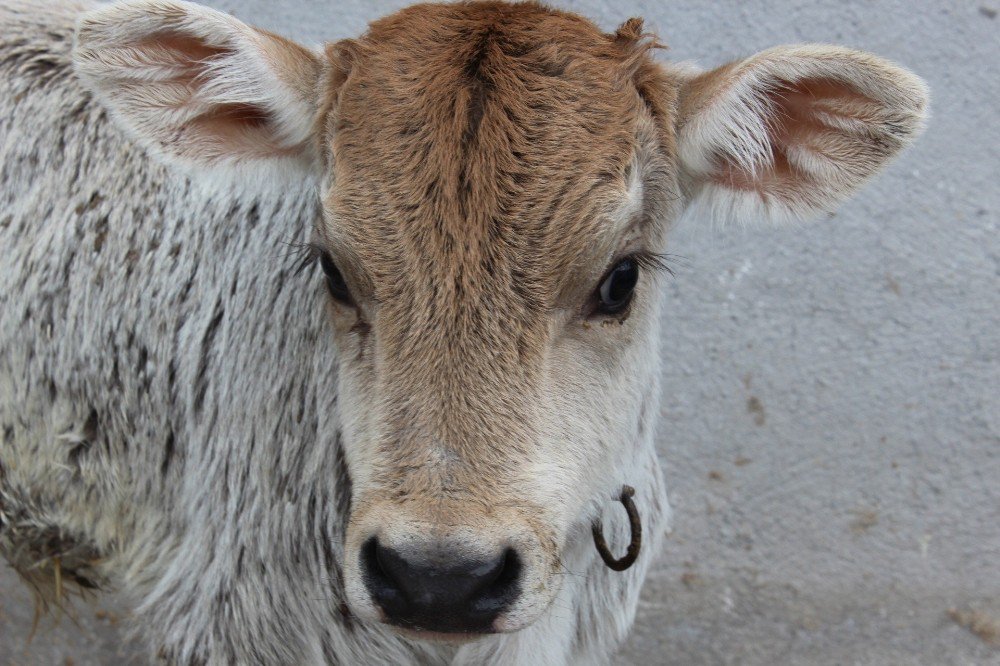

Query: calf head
[74,0,927,640]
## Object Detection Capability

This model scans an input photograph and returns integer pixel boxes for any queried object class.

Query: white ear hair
[73,0,325,184]
[676,44,929,227]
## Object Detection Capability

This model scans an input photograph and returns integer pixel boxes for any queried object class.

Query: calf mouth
[388,627,495,644]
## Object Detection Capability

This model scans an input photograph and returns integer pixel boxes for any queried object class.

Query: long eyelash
[630,251,686,277]
[279,239,323,276]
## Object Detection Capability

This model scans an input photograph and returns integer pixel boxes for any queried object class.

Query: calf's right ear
[73,0,325,180]
[675,45,929,227]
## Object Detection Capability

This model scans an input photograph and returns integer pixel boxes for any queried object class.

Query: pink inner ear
[192,102,272,131]
[133,31,268,125]
[185,103,308,161]
[171,103,305,162]
[712,77,887,198]
[138,30,234,77]
[129,31,303,160]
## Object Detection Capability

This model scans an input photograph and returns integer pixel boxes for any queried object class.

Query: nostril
[361,536,382,584]
[361,537,407,614]
[471,548,521,615]
[495,548,521,590]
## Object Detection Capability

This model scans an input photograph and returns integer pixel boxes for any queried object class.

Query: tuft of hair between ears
[611,17,666,88]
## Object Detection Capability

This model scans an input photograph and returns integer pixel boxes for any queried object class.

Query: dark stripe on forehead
[462,26,494,149]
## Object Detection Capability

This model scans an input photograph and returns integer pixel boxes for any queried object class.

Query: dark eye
[596,258,639,315]
[319,252,352,305]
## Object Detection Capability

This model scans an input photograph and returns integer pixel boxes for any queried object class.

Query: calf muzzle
[361,536,522,634]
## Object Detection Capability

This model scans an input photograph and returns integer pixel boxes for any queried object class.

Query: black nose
[361,537,521,633]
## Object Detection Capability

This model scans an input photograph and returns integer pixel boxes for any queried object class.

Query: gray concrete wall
[2,1,998,664]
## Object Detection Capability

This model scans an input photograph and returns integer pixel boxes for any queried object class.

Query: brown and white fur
[0,0,927,663]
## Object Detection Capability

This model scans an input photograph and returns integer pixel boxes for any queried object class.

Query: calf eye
[596,258,639,315]
[319,252,352,305]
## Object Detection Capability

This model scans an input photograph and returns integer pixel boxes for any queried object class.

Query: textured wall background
[2,1,998,664]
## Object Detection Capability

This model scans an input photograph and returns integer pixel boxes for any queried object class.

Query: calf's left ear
[675,45,929,226]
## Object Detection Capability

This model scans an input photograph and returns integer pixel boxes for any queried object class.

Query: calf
[0,0,927,663]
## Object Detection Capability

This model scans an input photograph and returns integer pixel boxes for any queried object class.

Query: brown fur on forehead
[321,1,672,310]
[317,2,676,473]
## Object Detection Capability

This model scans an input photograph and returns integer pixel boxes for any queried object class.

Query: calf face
[73,0,927,639]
